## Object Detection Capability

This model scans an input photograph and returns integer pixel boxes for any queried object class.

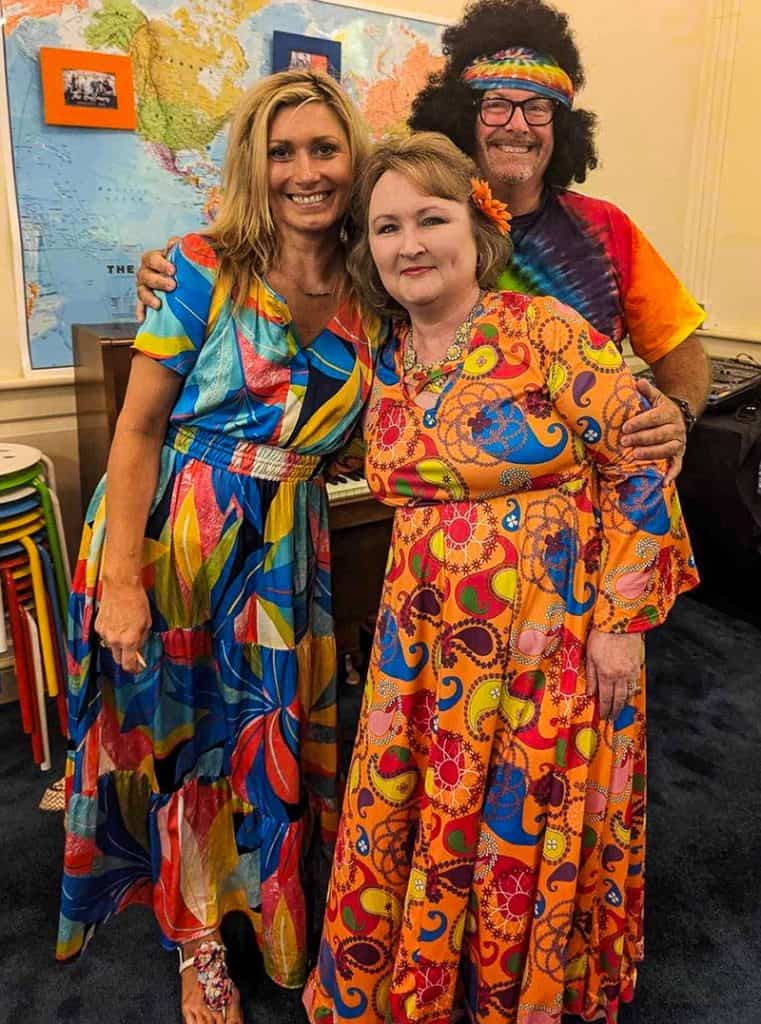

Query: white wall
[688,0,761,342]
[558,1,707,280]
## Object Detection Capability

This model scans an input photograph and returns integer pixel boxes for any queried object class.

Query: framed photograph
[272,31,341,82]
[39,47,136,130]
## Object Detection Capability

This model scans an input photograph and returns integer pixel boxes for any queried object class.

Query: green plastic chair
[0,456,69,614]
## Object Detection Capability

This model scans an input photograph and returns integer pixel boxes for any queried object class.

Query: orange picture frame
[40,47,136,130]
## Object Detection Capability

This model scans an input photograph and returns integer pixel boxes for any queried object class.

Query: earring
[339,216,349,245]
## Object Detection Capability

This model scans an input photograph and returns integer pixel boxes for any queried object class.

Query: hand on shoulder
[623,379,687,482]
[135,234,218,322]
[135,237,179,320]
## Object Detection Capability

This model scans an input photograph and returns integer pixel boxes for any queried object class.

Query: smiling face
[267,100,353,236]
[368,169,479,317]
[474,87,554,191]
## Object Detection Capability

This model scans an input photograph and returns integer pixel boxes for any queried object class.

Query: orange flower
[470,177,512,235]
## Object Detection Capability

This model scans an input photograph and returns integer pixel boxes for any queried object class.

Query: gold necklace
[300,277,338,298]
[268,266,341,299]
[403,293,483,393]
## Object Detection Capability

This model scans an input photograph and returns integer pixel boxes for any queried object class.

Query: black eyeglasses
[476,96,557,127]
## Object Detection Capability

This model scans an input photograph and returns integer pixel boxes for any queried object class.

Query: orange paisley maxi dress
[304,292,697,1024]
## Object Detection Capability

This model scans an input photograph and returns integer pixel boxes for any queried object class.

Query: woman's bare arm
[95,352,183,671]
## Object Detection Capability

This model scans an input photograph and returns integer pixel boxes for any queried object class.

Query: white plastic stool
[24,608,51,771]
[0,486,37,505]
[0,443,42,476]
[38,452,58,495]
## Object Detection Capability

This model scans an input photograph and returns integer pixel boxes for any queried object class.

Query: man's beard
[490,166,535,185]
[480,134,539,187]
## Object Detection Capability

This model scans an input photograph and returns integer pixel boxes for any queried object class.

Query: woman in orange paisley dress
[304,133,698,1024]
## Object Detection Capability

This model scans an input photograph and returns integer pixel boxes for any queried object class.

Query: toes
[226,999,244,1024]
[216,985,241,1024]
[217,991,241,1024]
[184,1002,202,1024]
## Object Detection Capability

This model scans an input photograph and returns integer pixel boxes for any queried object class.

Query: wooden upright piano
[71,323,394,664]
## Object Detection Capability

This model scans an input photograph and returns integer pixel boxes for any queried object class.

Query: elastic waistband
[165,424,322,482]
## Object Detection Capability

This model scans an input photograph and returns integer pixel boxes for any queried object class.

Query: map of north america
[5,0,444,367]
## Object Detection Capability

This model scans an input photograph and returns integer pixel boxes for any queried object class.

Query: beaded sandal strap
[178,940,233,1016]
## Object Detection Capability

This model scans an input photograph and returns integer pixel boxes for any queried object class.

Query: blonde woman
[57,71,383,1024]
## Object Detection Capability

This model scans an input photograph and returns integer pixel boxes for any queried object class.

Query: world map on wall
[4,0,445,368]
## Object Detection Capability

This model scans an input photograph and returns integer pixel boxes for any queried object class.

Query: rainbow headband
[461,46,574,108]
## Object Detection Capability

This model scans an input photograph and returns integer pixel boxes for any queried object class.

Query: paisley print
[305,292,697,1024]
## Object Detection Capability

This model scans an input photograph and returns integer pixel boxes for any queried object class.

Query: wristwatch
[667,395,697,433]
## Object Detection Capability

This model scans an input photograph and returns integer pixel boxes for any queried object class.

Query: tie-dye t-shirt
[498,188,703,364]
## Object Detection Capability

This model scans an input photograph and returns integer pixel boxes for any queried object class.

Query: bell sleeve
[527,294,699,632]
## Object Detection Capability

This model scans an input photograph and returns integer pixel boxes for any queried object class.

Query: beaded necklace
[402,293,484,396]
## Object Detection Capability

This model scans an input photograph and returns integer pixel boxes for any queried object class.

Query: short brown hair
[348,132,513,318]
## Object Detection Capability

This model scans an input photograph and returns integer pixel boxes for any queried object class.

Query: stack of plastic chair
[0,443,71,770]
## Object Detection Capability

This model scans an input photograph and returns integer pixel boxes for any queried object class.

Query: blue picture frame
[272,31,342,82]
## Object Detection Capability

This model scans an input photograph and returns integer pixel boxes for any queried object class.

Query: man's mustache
[486,133,536,147]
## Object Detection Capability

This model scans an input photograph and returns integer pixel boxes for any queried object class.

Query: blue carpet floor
[1,594,759,1023]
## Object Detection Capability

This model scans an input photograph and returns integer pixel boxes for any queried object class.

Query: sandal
[179,939,233,1020]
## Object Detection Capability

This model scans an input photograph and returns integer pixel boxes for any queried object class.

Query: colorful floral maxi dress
[57,234,381,987]
[304,292,697,1023]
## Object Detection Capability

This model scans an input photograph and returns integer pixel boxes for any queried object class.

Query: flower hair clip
[470,178,512,235]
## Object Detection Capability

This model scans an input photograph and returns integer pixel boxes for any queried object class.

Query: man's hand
[586,629,643,721]
[623,378,686,483]
[135,240,180,322]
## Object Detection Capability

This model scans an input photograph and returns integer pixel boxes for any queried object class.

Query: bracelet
[666,394,697,433]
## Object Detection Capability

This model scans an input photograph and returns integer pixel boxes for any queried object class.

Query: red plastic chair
[1,569,43,765]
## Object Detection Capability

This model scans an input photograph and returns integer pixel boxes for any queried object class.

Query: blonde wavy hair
[205,70,370,303]
[348,132,513,319]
